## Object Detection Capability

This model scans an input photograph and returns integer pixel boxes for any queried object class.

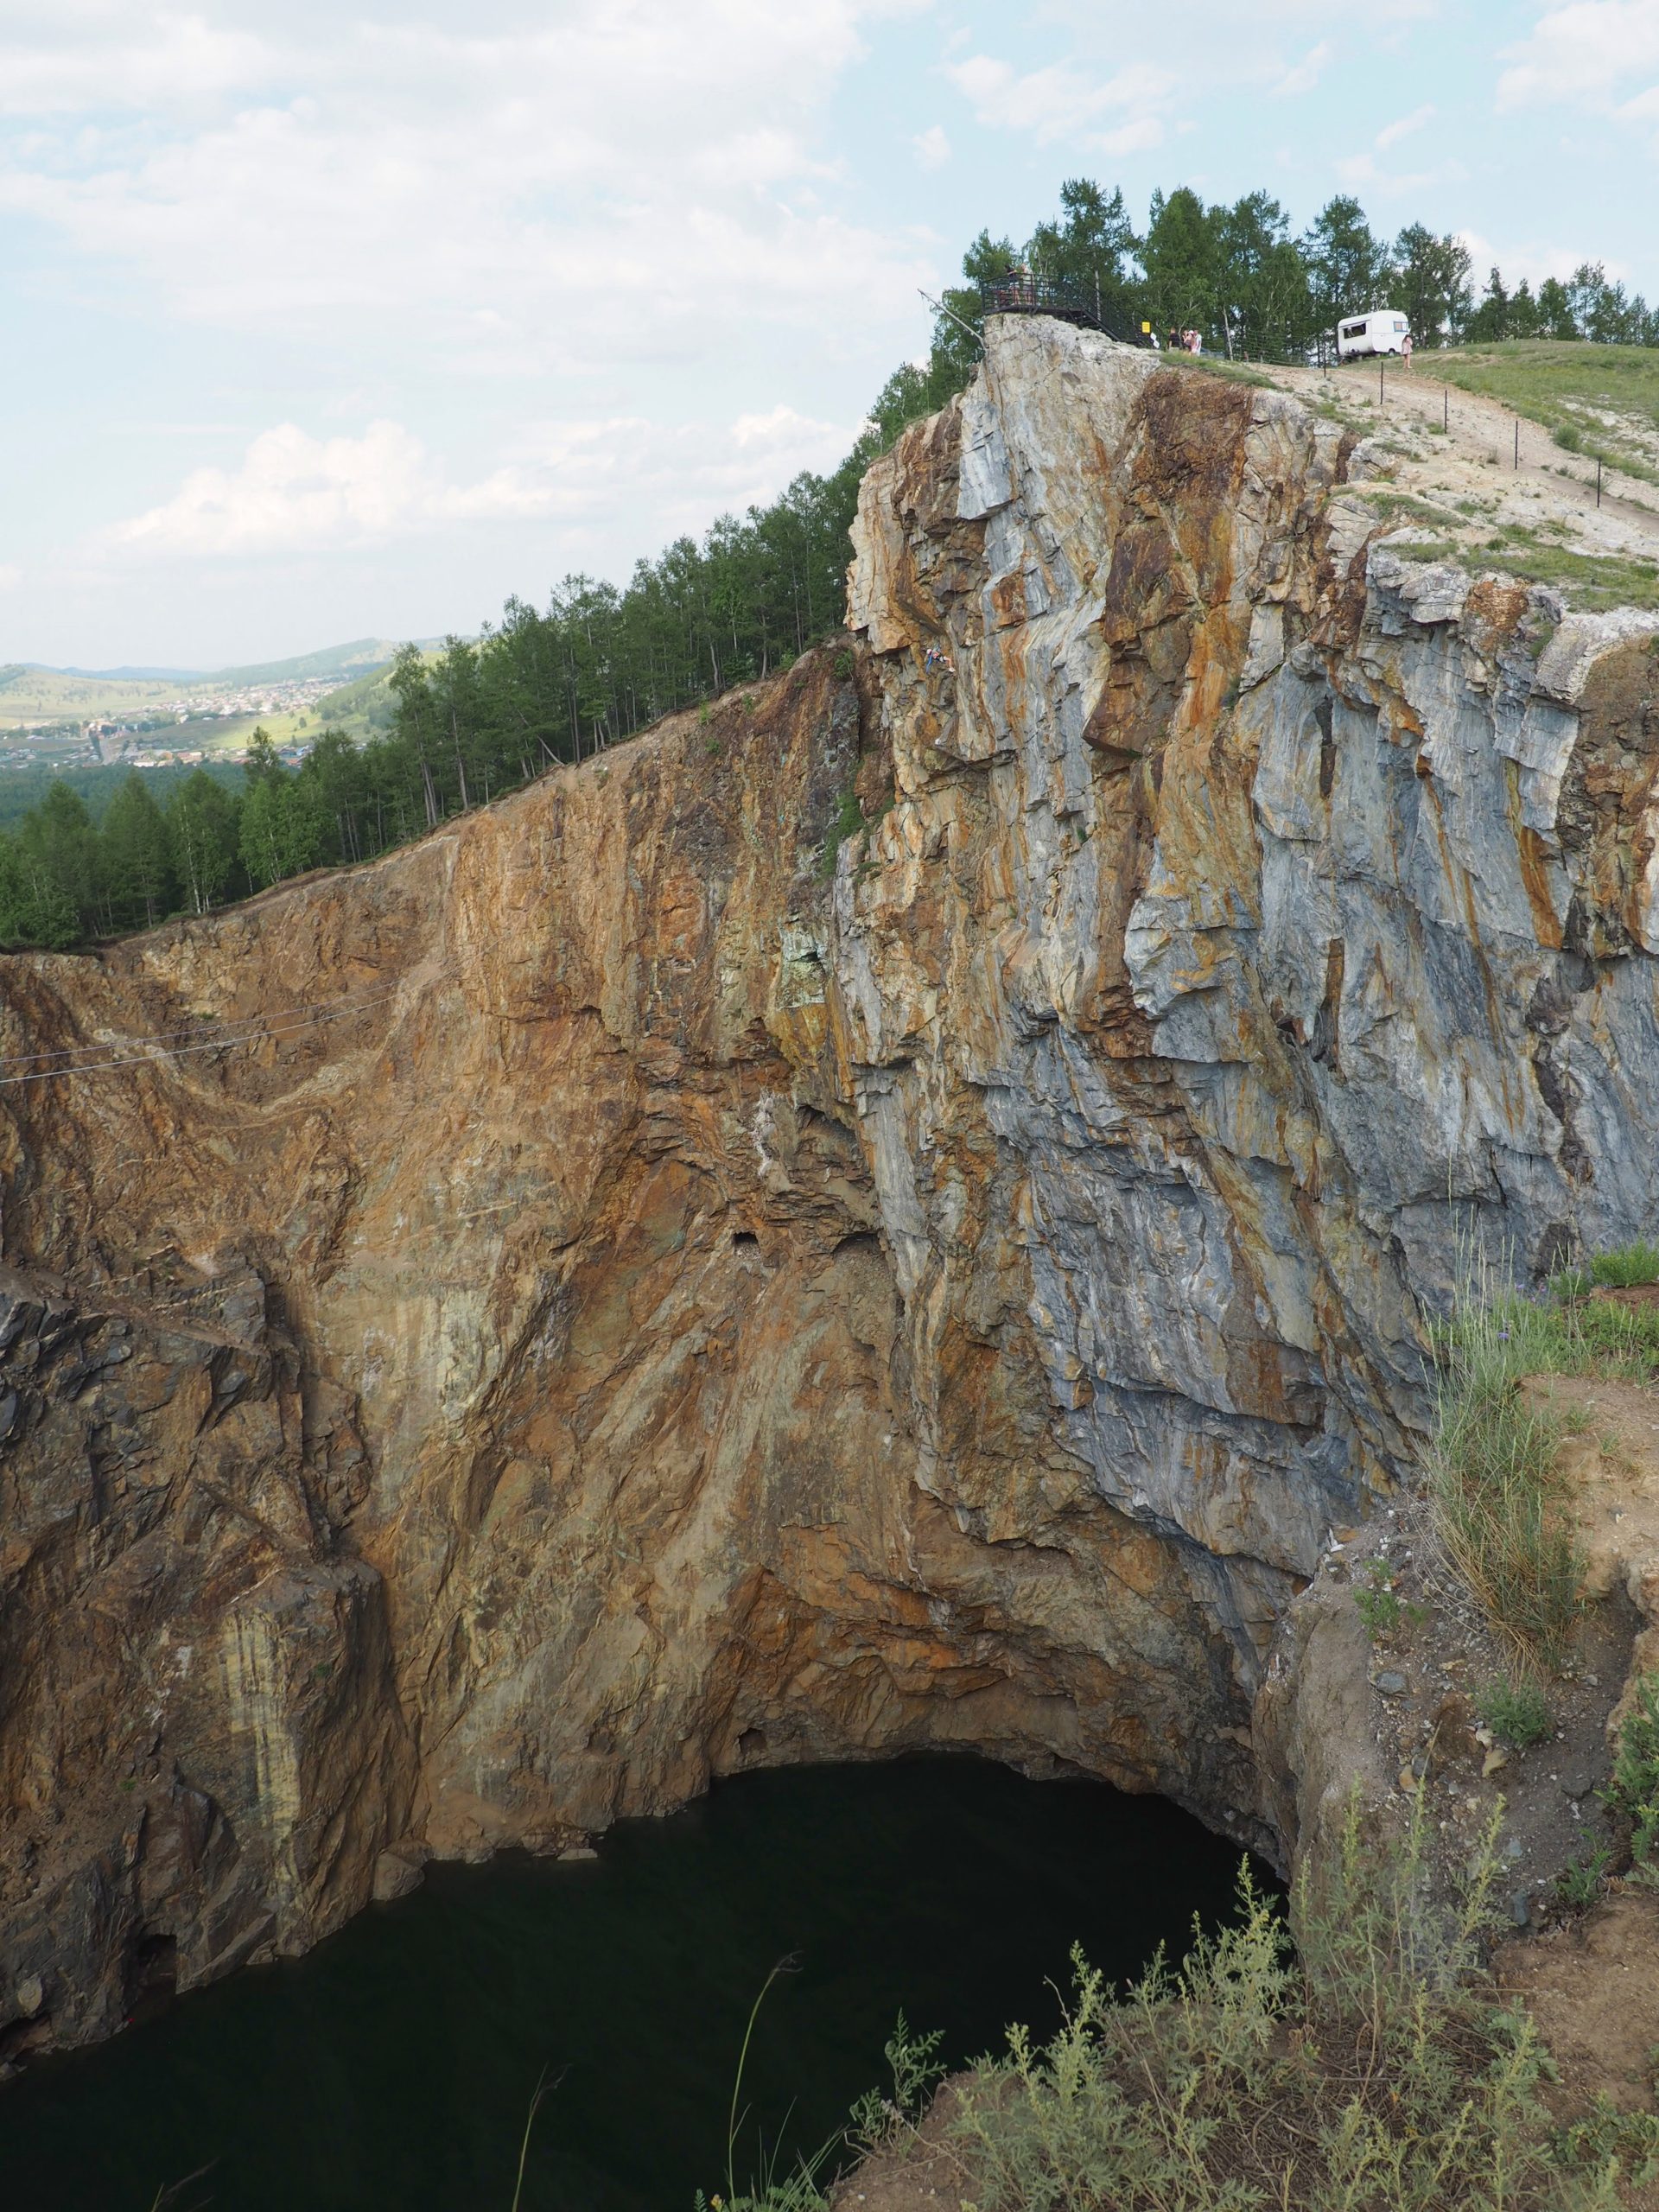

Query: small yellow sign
[1141,321,1151,334]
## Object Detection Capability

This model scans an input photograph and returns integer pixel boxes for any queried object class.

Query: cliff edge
[3,317,1657,2061]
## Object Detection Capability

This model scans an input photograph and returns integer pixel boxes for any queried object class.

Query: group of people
[1163,327,1204,354]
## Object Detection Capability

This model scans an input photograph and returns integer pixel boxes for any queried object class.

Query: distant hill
[48,664,203,682]
[0,637,444,738]
[203,639,411,687]
[3,639,429,694]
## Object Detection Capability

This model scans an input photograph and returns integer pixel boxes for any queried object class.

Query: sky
[4,0,1659,671]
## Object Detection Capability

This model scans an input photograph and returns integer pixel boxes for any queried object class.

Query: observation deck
[979,274,1154,347]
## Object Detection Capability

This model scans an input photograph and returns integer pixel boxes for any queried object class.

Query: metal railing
[978,274,1154,347]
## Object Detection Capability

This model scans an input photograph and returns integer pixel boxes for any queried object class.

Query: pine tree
[100,772,177,929]
[18,781,100,934]
[169,770,241,915]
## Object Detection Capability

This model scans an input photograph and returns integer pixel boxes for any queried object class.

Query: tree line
[3,175,1651,950]
[926,180,1659,368]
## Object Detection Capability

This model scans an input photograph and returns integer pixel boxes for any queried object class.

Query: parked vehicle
[1336,309,1411,359]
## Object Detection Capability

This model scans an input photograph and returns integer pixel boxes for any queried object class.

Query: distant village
[0,671,346,772]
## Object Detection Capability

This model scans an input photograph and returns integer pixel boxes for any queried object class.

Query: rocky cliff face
[4,317,1658,2062]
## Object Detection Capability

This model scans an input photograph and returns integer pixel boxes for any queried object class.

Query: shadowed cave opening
[0,1758,1263,2212]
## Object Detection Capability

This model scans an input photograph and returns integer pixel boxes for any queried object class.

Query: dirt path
[1235,357,1659,575]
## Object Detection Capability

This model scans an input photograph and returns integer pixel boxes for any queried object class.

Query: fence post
[1515,419,1519,470]
[1444,386,1448,432]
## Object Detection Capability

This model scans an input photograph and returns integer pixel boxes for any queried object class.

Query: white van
[1337,309,1411,359]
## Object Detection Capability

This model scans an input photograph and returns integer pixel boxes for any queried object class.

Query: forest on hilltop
[2,178,1652,949]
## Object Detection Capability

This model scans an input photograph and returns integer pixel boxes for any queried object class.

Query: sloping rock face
[4,317,1659,2060]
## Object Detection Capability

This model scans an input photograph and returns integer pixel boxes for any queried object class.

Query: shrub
[1576,1299,1659,1372]
[1427,1272,1584,1666]
[1354,1558,1403,1637]
[1588,1238,1659,1288]
[1555,1846,1611,1910]
[849,2016,945,2154]
[1556,2096,1659,2186]
[939,1792,1630,2209]
[1431,1353,1582,1667]
[1605,1673,1659,1877]
[1478,1678,1554,1749]
[832,649,855,680]
[818,785,867,880]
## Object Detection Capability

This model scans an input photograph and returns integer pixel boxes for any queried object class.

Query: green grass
[881,1794,1638,2210]
[1433,340,1659,490]
[1432,1321,1584,1668]
[1428,1237,1659,1663]
[0,664,182,728]
[1478,1678,1554,1749]
[1388,532,1659,610]
[1582,1239,1659,1290]
[1353,488,1469,533]
[1166,354,1276,390]
[1605,1673,1659,1880]
[818,783,869,880]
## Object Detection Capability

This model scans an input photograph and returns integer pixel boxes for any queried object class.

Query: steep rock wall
[3,318,1658,2059]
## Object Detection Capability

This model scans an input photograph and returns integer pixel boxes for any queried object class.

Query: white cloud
[945,54,1174,146]
[1090,117,1165,157]
[1497,1,1659,111]
[97,404,853,561]
[912,123,950,168]
[0,2,931,372]
[1457,229,1622,289]
[101,423,465,557]
[1274,41,1332,96]
[1376,101,1434,147]
[1330,105,1454,195]
[0,10,274,114]
[1333,150,1453,197]
[0,565,21,592]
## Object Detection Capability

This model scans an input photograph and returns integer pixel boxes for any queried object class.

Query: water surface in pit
[1,1758,1261,2212]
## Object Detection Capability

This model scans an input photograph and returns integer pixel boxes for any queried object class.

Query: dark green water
[0,1759,1255,2212]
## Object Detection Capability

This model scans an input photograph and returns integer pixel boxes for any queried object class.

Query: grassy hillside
[1434,341,1659,486]
[302,659,401,741]
[205,638,406,688]
[0,665,180,727]
[0,639,421,734]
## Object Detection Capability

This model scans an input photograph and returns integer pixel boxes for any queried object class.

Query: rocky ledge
[2,317,1657,2062]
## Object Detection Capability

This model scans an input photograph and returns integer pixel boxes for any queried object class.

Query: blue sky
[3,0,1658,669]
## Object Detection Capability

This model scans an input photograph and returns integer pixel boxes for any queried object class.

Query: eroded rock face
[3,317,1658,2059]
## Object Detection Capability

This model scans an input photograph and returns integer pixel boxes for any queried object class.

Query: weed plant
[1429,1283,1584,1667]
[940,1792,1628,2209]
[1605,1673,1659,1878]
[1425,1235,1659,1662]
[1554,1242,1659,1297]
[1586,1239,1659,1289]
[1478,1678,1554,1749]
[1353,1557,1404,1639]
[818,784,868,879]
[1555,1846,1612,1910]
